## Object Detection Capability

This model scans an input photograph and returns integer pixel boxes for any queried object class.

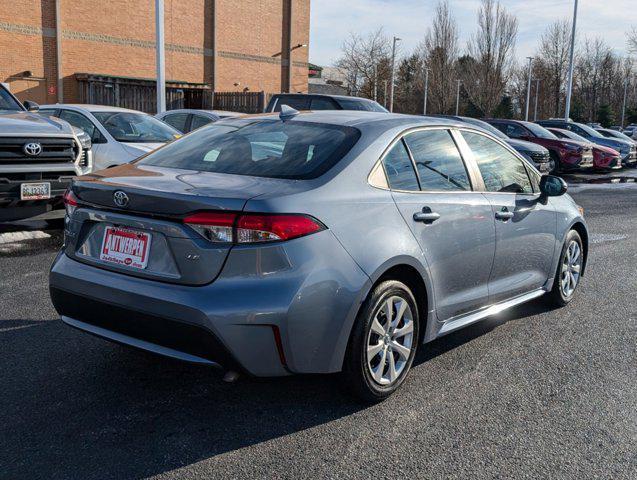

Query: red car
[546,127,622,170]
[485,119,594,173]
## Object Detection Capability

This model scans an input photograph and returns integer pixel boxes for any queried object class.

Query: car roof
[215,110,467,130]
[274,93,372,101]
[40,104,147,114]
[157,109,243,117]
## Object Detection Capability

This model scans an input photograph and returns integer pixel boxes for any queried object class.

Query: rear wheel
[546,230,584,307]
[341,280,420,403]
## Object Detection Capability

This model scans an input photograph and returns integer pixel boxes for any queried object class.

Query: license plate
[20,182,50,200]
[100,227,152,269]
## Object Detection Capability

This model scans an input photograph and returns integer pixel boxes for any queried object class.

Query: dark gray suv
[50,111,587,401]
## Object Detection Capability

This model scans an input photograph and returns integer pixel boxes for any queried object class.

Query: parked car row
[3,89,635,224]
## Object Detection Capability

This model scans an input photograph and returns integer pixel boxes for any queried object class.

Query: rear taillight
[63,189,79,218]
[183,212,236,243]
[183,212,324,244]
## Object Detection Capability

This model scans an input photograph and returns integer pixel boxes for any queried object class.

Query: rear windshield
[139,120,361,179]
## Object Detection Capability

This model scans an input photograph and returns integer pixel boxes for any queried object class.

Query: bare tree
[461,0,518,116]
[629,27,637,54]
[335,28,392,98]
[536,20,572,118]
[418,0,459,114]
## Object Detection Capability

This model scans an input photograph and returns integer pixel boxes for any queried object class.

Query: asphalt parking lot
[1,180,636,479]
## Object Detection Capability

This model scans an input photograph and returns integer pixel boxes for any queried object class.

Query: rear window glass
[139,120,361,180]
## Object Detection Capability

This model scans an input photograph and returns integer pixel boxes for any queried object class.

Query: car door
[459,130,557,303]
[385,128,496,321]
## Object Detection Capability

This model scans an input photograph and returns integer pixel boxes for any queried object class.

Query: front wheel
[546,230,584,307]
[341,280,420,403]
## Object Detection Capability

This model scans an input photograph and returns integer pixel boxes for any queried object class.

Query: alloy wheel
[561,240,582,297]
[366,296,414,386]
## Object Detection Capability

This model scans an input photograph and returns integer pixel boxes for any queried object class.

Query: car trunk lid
[66,163,303,285]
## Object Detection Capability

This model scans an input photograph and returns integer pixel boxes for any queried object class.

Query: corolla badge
[23,142,42,156]
[113,190,130,208]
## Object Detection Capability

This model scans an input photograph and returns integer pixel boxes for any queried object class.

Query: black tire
[545,230,584,307]
[341,280,420,403]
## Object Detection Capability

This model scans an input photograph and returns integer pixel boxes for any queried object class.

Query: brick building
[0,0,310,112]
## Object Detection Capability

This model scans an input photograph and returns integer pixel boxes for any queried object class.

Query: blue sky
[309,0,634,67]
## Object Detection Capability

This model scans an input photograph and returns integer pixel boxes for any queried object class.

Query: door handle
[413,207,440,224]
[495,207,514,221]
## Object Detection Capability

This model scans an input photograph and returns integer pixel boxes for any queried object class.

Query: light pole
[533,78,540,121]
[373,63,378,102]
[389,36,400,112]
[564,0,578,121]
[422,67,429,115]
[621,77,629,128]
[155,0,166,113]
[455,80,461,116]
[525,57,533,121]
[383,80,388,108]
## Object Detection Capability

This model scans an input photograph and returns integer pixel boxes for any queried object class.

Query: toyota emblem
[113,190,130,208]
[23,142,42,156]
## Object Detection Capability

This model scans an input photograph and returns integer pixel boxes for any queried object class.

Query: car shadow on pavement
[414,297,559,366]
[0,298,556,479]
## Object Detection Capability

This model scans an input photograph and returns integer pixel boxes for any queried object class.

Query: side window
[570,124,587,137]
[190,114,214,131]
[462,131,533,194]
[162,113,189,133]
[403,129,471,191]
[38,109,58,117]
[59,110,98,139]
[382,140,420,191]
[273,96,310,112]
[310,97,339,110]
[505,123,527,138]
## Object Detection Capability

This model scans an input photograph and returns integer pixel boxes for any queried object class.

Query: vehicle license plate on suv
[20,182,50,200]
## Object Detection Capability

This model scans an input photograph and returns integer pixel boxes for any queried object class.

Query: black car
[265,93,388,113]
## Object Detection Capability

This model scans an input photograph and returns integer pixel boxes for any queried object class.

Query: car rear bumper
[0,176,71,221]
[49,230,371,376]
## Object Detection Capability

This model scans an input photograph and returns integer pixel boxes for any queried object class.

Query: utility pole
[373,63,378,102]
[155,0,166,113]
[389,36,400,112]
[383,80,388,108]
[287,0,293,93]
[455,80,461,116]
[621,77,629,128]
[525,57,533,121]
[534,79,540,122]
[564,0,578,121]
[422,67,429,115]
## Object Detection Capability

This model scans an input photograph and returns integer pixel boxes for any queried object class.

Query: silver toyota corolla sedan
[50,109,588,402]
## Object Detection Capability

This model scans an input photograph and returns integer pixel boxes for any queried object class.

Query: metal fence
[77,74,269,114]
[213,91,267,113]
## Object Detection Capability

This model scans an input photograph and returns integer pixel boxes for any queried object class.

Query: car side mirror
[23,100,40,112]
[540,175,567,197]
